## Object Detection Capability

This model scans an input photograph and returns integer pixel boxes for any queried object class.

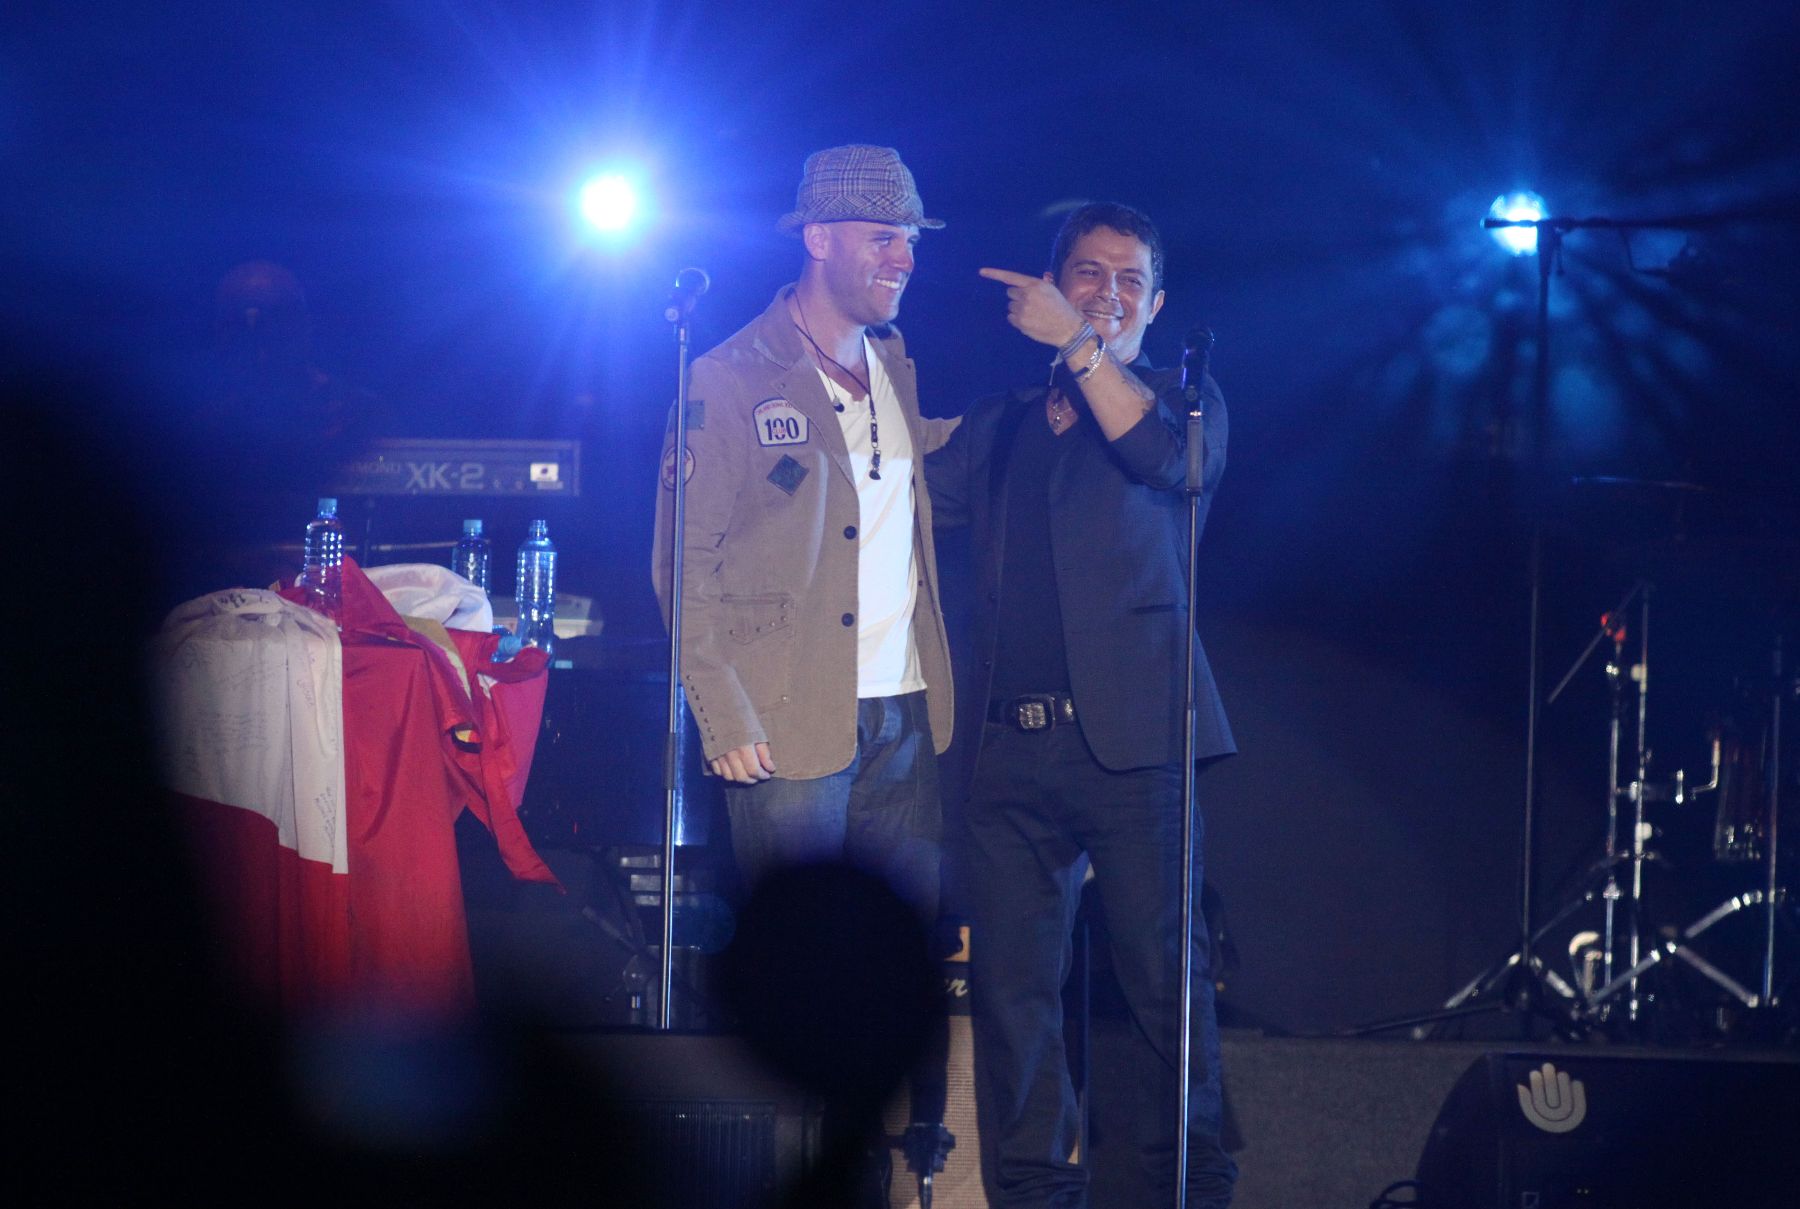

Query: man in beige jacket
[654,142,955,899]
[653,141,958,1199]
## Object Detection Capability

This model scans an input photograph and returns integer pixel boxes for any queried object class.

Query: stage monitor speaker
[561,1030,823,1209]
[1415,1049,1800,1208]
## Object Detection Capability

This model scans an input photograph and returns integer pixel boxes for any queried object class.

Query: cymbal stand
[1348,569,1656,1044]
[1391,581,1660,1038]
[1585,890,1775,1015]
[1600,616,1626,1002]
[1622,585,1653,1021]
[1542,580,1649,1021]
[1761,634,1784,1006]
[1345,585,1651,1042]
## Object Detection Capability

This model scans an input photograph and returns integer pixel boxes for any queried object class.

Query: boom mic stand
[658,267,710,1029]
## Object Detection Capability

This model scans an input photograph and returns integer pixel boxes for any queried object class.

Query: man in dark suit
[926,202,1235,1208]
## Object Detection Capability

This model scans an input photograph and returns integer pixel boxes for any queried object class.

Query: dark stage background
[7,0,1798,1035]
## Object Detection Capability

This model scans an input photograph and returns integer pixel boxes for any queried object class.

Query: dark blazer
[925,363,1234,771]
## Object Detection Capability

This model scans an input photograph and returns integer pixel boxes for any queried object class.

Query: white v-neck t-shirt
[815,338,924,699]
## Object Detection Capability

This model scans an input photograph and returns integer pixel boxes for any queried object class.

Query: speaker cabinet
[1416,1050,1800,1207]
[561,1031,823,1209]
[886,929,987,1209]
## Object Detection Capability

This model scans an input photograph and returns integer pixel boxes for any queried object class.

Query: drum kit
[1432,474,1797,1043]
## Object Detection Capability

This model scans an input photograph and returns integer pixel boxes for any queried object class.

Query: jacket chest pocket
[724,592,795,644]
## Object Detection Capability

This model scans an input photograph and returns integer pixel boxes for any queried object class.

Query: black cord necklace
[792,294,882,480]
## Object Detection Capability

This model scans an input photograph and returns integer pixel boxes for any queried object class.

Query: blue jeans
[723,690,942,919]
[724,690,946,1130]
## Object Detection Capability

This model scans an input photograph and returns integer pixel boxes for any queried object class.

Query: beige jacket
[652,287,956,778]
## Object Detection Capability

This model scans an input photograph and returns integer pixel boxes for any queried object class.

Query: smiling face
[1052,225,1165,364]
[806,220,920,328]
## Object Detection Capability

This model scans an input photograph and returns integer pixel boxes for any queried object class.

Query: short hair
[1048,202,1166,293]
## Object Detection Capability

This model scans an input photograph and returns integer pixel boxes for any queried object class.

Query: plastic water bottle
[451,518,492,593]
[515,518,557,655]
[299,497,345,625]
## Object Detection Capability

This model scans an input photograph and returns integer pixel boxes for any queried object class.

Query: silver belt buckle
[1013,695,1055,731]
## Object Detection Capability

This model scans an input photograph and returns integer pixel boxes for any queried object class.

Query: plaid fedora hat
[777,144,945,233]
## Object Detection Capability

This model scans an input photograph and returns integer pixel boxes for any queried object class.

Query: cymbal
[1549,476,1800,611]
[1555,474,1800,540]
[1567,475,1709,495]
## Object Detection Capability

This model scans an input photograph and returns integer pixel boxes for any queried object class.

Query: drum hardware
[1395,212,1771,1038]
[1582,889,1788,1017]
[1569,930,1605,1000]
[1357,581,1663,1041]
[1405,580,1780,1041]
[1581,633,1793,1025]
[1709,725,1768,863]
[1541,580,1658,1024]
[1766,636,1787,1006]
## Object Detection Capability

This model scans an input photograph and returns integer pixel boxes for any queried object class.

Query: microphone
[1180,326,1214,493]
[1181,325,1214,405]
[663,266,711,323]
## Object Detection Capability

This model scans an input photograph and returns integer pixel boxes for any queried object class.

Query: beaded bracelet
[1073,333,1107,382]
[1055,321,1096,363]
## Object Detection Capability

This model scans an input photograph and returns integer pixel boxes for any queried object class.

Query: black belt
[988,692,1076,732]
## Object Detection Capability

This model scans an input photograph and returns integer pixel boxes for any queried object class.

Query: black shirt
[989,355,1164,700]
[989,384,1074,698]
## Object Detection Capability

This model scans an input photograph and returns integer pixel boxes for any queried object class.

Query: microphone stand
[1174,327,1213,1209]
[658,277,705,1030]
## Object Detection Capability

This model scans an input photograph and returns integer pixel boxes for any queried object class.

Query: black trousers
[958,720,1235,1209]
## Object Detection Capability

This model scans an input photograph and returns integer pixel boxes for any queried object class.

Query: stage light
[578,172,641,233]
[1487,191,1546,256]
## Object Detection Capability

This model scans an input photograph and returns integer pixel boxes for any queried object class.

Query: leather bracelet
[1055,321,1096,362]
[1072,333,1107,381]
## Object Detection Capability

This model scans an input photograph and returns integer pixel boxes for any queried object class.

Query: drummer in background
[184,260,388,600]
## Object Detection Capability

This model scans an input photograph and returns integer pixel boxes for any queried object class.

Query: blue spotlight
[1487,191,1546,256]
[578,172,642,234]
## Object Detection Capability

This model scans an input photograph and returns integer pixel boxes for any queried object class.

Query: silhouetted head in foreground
[721,860,939,1110]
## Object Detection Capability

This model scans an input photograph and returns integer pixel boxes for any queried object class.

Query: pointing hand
[979,267,1086,351]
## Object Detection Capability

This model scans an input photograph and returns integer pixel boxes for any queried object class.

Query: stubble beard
[826,260,902,329]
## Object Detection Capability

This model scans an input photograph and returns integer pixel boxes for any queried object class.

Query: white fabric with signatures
[154,589,347,874]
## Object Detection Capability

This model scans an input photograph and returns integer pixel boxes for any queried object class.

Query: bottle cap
[462,518,483,536]
[529,519,549,537]
[317,498,338,517]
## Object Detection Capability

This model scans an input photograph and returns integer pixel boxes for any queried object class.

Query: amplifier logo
[1516,1062,1587,1133]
